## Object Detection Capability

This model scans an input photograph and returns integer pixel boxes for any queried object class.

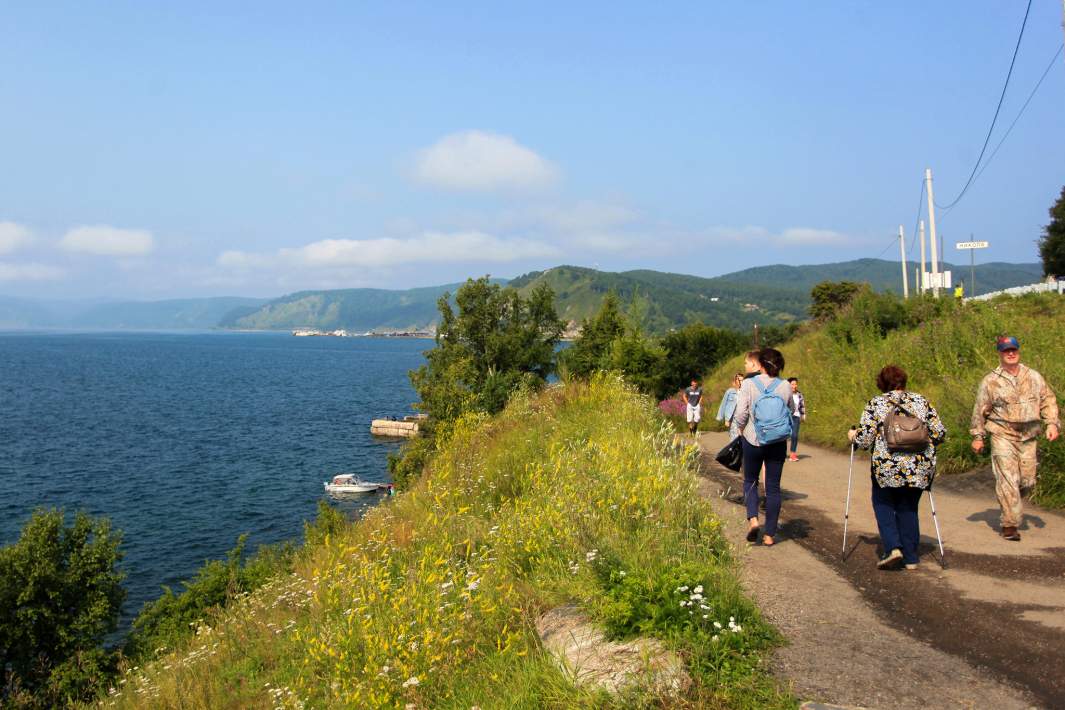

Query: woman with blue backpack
[730,348,794,546]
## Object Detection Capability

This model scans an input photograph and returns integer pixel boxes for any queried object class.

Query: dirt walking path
[696,430,1065,709]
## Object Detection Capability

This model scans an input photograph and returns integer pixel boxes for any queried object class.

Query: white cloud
[412,130,559,192]
[702,225,854,248]
[0,262,65,281]
[776,227,851,246]
[0,222,33,255]
[60,225,154,256]
[218,231,560,272]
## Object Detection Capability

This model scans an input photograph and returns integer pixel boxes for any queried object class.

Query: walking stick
[842,432,856,559]
[927,487,946,568]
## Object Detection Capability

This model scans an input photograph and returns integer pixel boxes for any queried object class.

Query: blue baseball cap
[996,336,1020,351]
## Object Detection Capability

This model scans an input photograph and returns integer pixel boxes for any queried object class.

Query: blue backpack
[752,378,793,445]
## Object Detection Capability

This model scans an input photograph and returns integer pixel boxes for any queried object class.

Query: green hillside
[97,378,790,708]
[218,284,467,331]
[719,258,1042,296]
[206,258,1045,334]
[509,265,805,332]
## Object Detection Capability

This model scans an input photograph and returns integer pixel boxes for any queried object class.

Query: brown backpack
[883,404,930,453]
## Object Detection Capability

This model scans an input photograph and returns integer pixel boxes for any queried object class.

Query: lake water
[0,331,426,628]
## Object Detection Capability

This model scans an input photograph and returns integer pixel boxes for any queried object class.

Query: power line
[935,0,1033,211]
[972,43,1063,185]
[909,180,924,258]
[876,235,899,259]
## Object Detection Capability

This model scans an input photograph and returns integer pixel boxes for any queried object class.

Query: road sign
[955,241,989,249]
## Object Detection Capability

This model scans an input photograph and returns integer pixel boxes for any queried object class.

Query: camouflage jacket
[970,365,1060,442]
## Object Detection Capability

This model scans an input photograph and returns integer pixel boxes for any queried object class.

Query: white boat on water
[324,473,392,495]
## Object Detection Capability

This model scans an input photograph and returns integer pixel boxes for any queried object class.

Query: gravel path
[696,430,1064,709]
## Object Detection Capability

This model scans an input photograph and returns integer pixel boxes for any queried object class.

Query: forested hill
[717,258,1043,295]
[507,259,1043,333]
[2,259,1042,333]
[217,283,471,332]
[508,265,804,332]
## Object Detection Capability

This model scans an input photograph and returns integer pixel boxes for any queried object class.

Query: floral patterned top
[853,390,947,489]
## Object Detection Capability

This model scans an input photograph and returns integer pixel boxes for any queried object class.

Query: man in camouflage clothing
[970,336,1060,541]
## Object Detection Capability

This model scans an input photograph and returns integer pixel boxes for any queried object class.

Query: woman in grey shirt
[731,348,793,546]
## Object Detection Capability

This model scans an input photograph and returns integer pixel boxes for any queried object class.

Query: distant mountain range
[0,259,1043,334]
[0,296,267,330]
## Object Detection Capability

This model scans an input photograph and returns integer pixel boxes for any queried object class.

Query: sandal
[746,525,760,542]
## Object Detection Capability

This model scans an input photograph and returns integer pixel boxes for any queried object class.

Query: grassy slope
[98,377,790,709]
[703,294,1065,507]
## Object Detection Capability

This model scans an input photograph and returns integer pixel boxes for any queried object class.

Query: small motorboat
[324,473,392,495]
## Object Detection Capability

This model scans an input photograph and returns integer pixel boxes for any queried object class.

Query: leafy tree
[657,324,748,399]
[0,508,125,705]
[410,277,564,422]
[1039,185,1065,277]
[559,293,626,377]
[604,330,667,397]
[809,281,865,321]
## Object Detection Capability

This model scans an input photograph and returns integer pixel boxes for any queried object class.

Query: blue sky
[1,1,1063,299]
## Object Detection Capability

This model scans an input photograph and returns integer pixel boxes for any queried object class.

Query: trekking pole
[842,430,856,559]
[927,487,946,568]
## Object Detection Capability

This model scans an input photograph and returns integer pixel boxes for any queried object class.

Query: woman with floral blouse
[848,365,947,570]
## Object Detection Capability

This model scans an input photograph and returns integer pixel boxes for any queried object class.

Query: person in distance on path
[787,377,806,462]
[716,372,744,429]
[849,365,946,570]
[731,348,792,547]
[684,378,703,436]
[970,336,1060,542]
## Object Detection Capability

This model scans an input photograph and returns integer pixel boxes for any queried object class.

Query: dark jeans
[742,438,787,536]
[870,479,924,564]
[790,416,801,453]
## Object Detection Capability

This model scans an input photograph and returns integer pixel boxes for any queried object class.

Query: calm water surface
[0,331,425,627]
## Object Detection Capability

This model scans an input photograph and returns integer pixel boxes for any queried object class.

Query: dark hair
[745,350,761,361]
[787,377,798,384]
[876,365,907,393]
[758,348,785,378]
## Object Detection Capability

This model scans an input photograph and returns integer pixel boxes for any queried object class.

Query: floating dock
[370,414,427,438]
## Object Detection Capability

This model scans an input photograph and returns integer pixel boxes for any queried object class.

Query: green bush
[0,508,125,708]
[124,535,296,662]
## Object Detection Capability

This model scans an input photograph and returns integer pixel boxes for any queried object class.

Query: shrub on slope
[704,293,1065,507]
[97,376,789,709]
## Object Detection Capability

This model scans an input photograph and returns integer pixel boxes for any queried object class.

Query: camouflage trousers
[990,436,1039,528]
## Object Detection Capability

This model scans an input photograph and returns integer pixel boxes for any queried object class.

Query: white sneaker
[877,548,904,570]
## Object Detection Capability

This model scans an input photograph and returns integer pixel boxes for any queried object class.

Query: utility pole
[925,168,940,298]
[753,324,760,349]
[970,233,976,296]
[919,219,927,295]
[898,225,909,298]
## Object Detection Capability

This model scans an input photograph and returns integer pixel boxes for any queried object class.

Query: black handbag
[715,436,743,472]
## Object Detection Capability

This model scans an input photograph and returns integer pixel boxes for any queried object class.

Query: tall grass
[704,293,1065,507]
[94,376,791,709]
